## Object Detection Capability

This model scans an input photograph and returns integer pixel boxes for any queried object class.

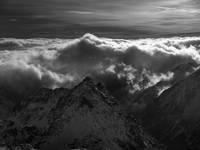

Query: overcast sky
[1,0,200,37]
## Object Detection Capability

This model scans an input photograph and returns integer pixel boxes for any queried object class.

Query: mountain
[0,77,162,150]
[140,67,200,150]
[125,62,198,123]
[1,62,199,150]
[0,87,17,119]
[171,62,198,84]
[116,62,200,150]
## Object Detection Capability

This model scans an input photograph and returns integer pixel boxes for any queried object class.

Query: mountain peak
[82,76,94,84]
[73,76,96,92]
[0,77,161,150]
[71,77,113,106]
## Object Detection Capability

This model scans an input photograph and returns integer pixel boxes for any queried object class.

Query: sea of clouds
[0,34,199,101]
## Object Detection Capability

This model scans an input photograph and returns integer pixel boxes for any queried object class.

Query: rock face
[0,88,16,119]
[139,68,200,150]
[118,63,200,150]
[0,77,161,150]
[125,62,198,123]
[157,68,200,150]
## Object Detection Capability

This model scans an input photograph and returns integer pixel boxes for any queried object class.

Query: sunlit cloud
[0,34,199,99]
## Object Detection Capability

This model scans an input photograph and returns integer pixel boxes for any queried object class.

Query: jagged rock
[0,77,162,150]
[142,68,200,150]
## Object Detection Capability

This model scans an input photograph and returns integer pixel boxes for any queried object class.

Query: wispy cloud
[67,10,94,15]
[1,0,200,34]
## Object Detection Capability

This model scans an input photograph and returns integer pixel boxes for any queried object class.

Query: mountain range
[0,62,200,150]
[0,77,162,150]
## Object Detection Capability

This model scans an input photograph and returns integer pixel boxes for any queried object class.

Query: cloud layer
[0,34,199,101]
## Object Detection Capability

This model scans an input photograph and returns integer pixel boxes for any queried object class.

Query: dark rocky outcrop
[0,77,162,150]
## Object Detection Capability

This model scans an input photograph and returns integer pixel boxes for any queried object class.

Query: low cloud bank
[0,34,199,101]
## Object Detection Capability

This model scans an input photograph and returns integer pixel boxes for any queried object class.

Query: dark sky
[1,0,200,38]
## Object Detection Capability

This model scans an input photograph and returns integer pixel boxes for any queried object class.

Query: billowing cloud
[0,61,74,98]
[0,34,199,102]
